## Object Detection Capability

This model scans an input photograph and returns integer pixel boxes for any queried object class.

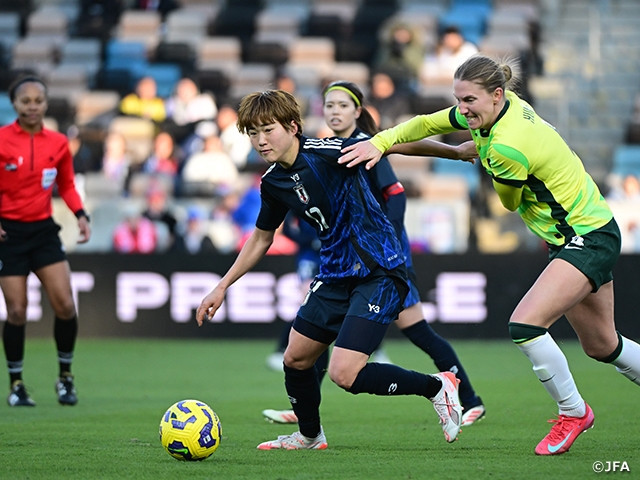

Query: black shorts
[293,266,408,355]
[0,218,67,276]
[547,218,621,292]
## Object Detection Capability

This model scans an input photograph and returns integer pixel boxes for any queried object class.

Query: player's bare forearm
[196,228,275,326]
[387,139,477,164]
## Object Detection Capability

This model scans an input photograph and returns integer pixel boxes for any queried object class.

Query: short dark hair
[237,90,303,138]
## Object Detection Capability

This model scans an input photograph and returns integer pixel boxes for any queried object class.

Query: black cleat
[56,374,77,406]
[8,380,36,407]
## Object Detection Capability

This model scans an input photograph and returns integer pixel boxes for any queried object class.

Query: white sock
[516,332,585,417]
[611,335,640,385]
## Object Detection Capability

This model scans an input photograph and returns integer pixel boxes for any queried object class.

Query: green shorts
[547,218,621,292]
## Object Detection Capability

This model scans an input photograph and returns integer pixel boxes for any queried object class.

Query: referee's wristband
[75,209,91,223]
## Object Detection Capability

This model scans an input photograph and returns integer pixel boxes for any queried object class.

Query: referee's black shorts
[0,217,67,276]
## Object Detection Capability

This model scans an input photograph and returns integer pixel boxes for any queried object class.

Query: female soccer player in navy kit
[196,89,463,449]
[340,55,640,455]
[0,76,91,407]
[262,80,485,427]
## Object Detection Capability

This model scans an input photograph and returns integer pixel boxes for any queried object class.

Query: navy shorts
[404,267,420,308]
[0,218,67,276]
[293,266,408,355]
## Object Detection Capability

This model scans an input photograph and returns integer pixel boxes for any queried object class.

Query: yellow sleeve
[492,180,523,212]
[370,107,461,152]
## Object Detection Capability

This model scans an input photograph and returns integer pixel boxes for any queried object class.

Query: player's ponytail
[455,54,520,93]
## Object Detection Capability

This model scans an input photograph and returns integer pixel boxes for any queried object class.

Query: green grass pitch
[1,338,637,479]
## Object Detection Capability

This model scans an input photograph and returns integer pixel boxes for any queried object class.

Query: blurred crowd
[3,1,638,254]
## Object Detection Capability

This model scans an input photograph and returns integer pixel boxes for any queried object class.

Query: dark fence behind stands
[6,253,640,341]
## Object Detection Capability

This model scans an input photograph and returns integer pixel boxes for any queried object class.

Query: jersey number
[305,207,329,231]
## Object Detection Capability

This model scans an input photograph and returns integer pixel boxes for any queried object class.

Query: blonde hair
[454,54,521,93]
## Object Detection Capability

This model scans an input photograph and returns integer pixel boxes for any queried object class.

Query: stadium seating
[611,145,640,177]
[0,93,14,125]
[0,13,21,62]
[144,63,182,98]
[0,0,637,255]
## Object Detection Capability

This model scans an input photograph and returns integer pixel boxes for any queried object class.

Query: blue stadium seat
[106,39,147,63]
[104,57,149,85]
[439,3,493,46]
[612,145,640,177]
[145,63,182,98]
[0,93,15,126]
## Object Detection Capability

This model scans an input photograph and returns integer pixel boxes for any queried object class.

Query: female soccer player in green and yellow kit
[339,54,640,456]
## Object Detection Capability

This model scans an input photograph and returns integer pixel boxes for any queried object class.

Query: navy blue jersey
[256,136,404,281]
[350,129,414,271]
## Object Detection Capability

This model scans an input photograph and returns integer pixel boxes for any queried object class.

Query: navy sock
[284,364,321,438]
[54,316,77,376]
[3,322,26,385]
[315,349,329,385]
[347,362,441,398]
[402,321,481,408]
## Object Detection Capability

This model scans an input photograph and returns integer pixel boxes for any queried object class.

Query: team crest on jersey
[294,184,310,204]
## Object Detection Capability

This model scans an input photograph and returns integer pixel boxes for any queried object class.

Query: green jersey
[371,90,613,246]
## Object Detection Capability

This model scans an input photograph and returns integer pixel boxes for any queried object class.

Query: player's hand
[77,216,91,244]
[196,285,225,327]
[455,140,479,164]
[0,222,6,242]
[338,140,383,170]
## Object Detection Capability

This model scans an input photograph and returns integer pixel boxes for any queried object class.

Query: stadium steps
[533,0,640,185]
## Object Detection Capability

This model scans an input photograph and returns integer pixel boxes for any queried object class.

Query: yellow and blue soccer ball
[159,399,222,461]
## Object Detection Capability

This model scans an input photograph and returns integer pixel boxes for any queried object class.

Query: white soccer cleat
[266,352,284,372]
[257,428,328,450]
[429,372,462,443]
[461,404,486,426]
[262,408,298,424]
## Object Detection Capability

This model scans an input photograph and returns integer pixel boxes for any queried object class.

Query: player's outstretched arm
[338,140,384,170]
[196,284,227,326]
[388,139,477,164]
[196,227,275,326]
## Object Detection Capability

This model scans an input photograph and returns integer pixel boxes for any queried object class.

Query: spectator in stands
[132,0,179,18]
[67,125,99,202]
[420,26,478,86]
[231,173,262,237]
[368,71,411,130]
[606,174,640,253]
[216,104,252,170]
[208,186,242,254]
[179,133,239,197]
[101,131,131,191]
[164,77,218,145]
[180,206,217,254]
[68,125,100,176]
[77,0,123,37]
[276,72,309,117]
[606,174,640,202]
[112,204,158,254]
[120,76,166,123]
[141,186,180,253]
[127,131,183,194]
[374,22,425,94]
